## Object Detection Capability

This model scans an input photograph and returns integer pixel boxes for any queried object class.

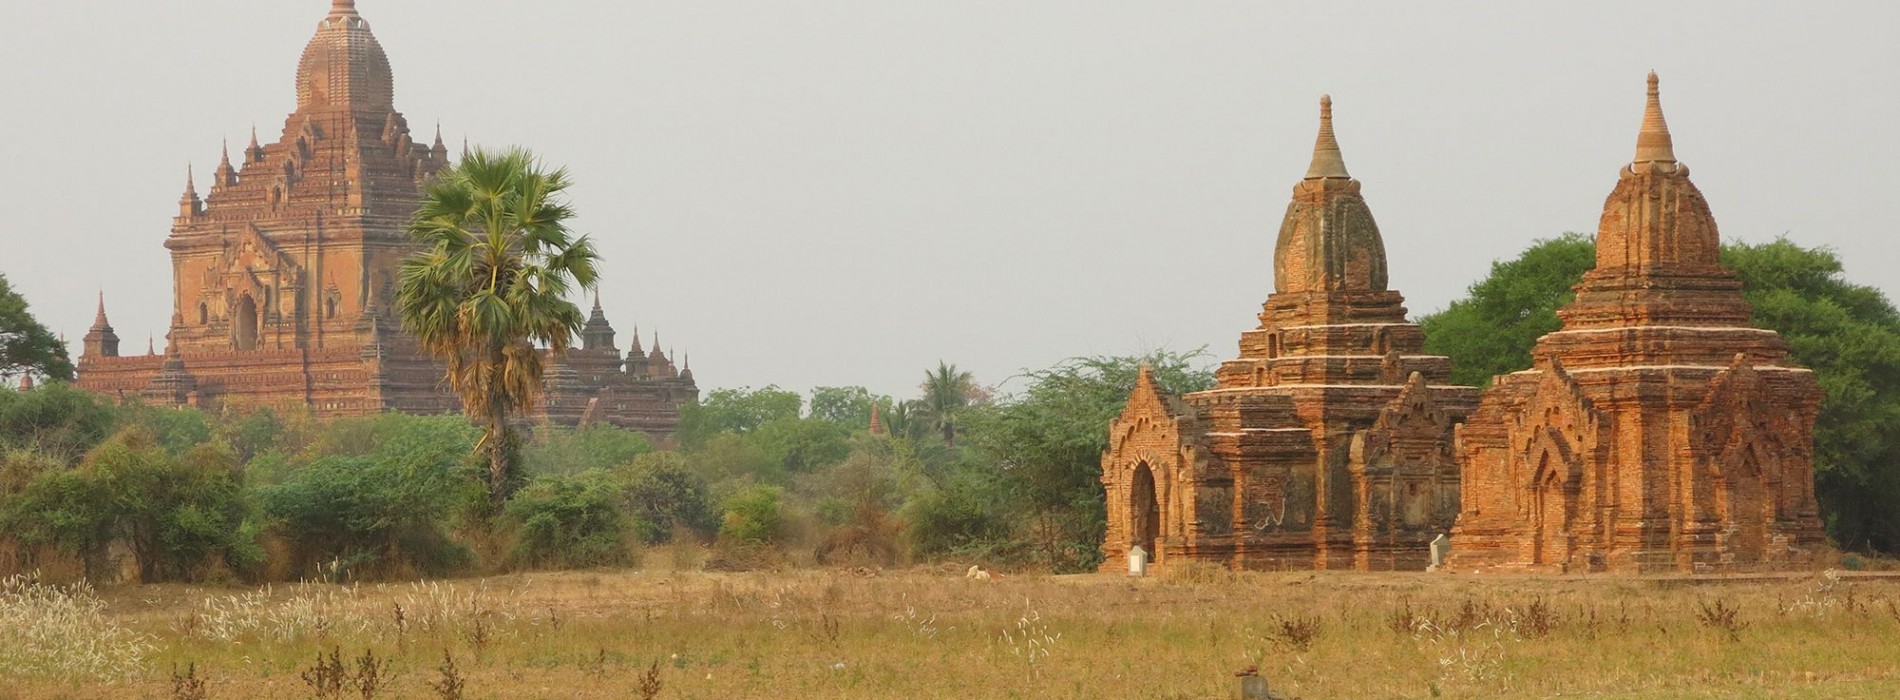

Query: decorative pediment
[1512,358,1601,490]
[1352,372,1457,478]
[1694,354,1792,485]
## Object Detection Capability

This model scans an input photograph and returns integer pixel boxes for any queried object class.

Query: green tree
[1418,233,1596,387]
[751,418,851,475]
[523,424,654,477]
[0,273,74,384]
[718,485,785,546]
[0,382,118,462]
[964,350,1213,571]
[504,469,633,569]
[618,452,717,543]
[260,452,477,579]
[1421,235,1900,553]
[1722,240,1900,552]
[396,146,600,508]
[808,386,885,426]
[916,362,977,447]
[678,386,803,447]
[2,428,255,582]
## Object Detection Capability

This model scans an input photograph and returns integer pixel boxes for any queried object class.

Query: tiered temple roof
[76,1,697,439]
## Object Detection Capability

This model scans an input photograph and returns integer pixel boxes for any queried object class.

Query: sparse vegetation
[1,567,1896,698]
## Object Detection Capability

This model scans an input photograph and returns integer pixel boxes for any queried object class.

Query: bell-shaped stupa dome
[294,0,395,111]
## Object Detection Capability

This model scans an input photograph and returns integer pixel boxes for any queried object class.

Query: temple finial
[1634,71,1677,164]
[331,0,358,17]
[592,293,602,313]
[182,164,198,200]
[94,291,108,325]
[1303,95,1350,180]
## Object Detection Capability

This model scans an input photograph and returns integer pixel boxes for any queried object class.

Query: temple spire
[1633,71,1676,165]
[83,291,120,358]
[216,137,236,186]
[330,0,358,17]
[1303,95,1350,180]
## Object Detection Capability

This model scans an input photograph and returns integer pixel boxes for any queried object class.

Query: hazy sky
[3,1,1896,401]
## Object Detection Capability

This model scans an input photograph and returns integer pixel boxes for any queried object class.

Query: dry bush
[1695,598,1749,642]
[1517,596,1557,638]
[170,663,207,700]
[1269,613,1323,651]
[1386,597,1425,635]
[635,660,663,700]
[431,650,465,700]
[301,648,347,700]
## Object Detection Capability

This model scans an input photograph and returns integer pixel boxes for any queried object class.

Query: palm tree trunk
[487,411,512,508]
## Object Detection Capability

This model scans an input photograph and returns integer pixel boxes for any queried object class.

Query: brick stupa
[76,1,697,438]
[1449,74,1827,573]
[1100,98,1479,572]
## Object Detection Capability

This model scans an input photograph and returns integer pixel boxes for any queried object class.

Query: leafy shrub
[619,452,717,543]
[719,486,785,546]
[261,452,477,580]
[505,470,635,569]
[1,428,256,582]
[0,382,117,462]
[902,478,1011,559]
[523,424,654,477]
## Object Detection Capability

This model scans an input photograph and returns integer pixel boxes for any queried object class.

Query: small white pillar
[1428,533,1451,571]
[1127,545,1149,577]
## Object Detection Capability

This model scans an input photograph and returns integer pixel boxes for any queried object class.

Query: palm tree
[396,147,599,507]
[916,361,975,447]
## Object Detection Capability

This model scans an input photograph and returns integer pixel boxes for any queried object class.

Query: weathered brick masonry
[1448,74,1826,573]
[1101,98,1479,572]
[77,1,696,438]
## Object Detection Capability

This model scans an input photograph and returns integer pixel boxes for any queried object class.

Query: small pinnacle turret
[1633,71,1676,165]
[179,165,202,217]
[582,293,617,351]
[215,138,237,187]
[82,292,121,358]
[1303,95,1350,180]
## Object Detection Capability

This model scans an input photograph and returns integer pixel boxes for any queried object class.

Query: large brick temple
[1100,98,1480,572]
[1448,74,1826,573]
[76,0,697,438]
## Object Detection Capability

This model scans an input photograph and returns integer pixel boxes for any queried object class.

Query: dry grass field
[5,556,1900,699]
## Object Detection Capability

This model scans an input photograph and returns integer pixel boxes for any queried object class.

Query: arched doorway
[1130,462,1160,560]
[234,295,259,350]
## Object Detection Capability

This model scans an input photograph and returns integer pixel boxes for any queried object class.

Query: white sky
[3,1,1896,401]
